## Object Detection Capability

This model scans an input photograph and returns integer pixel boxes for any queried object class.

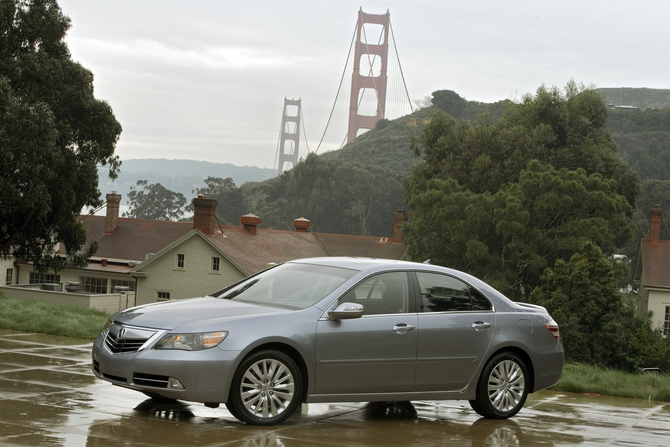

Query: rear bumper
[532,346,564,392]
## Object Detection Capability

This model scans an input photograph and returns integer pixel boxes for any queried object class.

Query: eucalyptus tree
[124,181,186,221]
[404,82,639,300]
[0,0,122,272]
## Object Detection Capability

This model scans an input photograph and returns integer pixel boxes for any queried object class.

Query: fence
[0,285,136,314]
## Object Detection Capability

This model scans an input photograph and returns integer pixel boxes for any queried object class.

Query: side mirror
[328,302,364,320]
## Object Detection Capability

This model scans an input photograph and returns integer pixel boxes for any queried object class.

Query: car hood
[112,297,290,330]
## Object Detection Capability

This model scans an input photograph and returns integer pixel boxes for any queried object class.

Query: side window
[338,272,409,316]
[416,272,491,312]
[471,288,493,311]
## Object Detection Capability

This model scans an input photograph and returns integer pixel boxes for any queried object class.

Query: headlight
[102,319,112,334]
[154,331,228,351]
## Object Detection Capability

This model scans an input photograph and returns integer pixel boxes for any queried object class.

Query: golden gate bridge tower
[273,9,412,174]
[347,9,390,142]
[277,98,302,175]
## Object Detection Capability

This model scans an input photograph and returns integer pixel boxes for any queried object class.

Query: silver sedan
[92,257,563,425]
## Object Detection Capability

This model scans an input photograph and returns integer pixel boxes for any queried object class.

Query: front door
[315,271,418,395]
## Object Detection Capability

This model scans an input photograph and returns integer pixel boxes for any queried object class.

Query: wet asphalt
[0,329,669,446]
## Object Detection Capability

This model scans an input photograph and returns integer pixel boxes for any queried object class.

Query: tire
[469,352,528,419]
[225,350,303,425]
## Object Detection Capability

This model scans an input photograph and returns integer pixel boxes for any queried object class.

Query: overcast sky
[57,0,669,171]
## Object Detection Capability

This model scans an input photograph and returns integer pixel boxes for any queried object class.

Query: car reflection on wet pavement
[0,329,669,446]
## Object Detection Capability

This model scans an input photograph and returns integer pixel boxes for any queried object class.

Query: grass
[552,362,670,402]
[0,293,109,340]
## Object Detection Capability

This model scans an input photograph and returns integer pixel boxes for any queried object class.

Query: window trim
[211,256,221,273]
[175,253,185,270]
[156,291,172,302]
[80,276,109,294]
[29,272,61,285]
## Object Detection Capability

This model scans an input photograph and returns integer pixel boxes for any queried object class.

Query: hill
[606,107,670,181]
[98,159,274,199]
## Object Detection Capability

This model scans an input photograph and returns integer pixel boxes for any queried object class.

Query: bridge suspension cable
[314,22,358,154]
[285,10,412,161]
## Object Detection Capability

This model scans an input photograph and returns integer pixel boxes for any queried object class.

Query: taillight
[546,322,560,341]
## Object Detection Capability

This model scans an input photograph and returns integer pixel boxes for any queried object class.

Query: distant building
[633,206,670,335]
[607,104,640,110]
[10,193,408,307]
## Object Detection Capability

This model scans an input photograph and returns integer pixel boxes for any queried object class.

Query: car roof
[288,257,518,311]
[287,257,469,278]
[288,256,421,271]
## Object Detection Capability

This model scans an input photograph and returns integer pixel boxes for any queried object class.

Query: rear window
[217,263,358,309]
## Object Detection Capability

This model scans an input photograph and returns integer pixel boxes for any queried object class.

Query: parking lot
[0,329,669,446]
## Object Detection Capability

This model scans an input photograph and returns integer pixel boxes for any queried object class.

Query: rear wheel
[469,352,528,419]
[225,350,302,425]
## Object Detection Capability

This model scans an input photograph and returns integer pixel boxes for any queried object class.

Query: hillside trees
[531,242,670,371]
[404,82,639,300]
[191,177,244,224]
[0,0,122,272]
[248,153,403,236]
[124,180,186,221]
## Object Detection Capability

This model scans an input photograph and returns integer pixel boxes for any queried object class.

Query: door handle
[393,323,415,334]
[472,321,491,331]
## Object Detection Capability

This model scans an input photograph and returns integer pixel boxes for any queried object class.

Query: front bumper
[91,333,241,403]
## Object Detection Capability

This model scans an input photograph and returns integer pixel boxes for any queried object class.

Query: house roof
[634,238,670,288]
[314,233,407,259]
[64,216,193,262]
[201,228,407,275]
[66,215,408,275]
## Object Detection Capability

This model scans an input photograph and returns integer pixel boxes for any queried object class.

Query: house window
[665,306,670,336]
[111,279,135,291]
[212,257,220,272]
[81,276,108,294]
[157,291,171,301]
[176,254,185,269]
[29,272,61,284]
[5,268,12,285]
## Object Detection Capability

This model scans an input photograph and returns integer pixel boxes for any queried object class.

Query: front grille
[134,373,170,388]
[105,331,149,353]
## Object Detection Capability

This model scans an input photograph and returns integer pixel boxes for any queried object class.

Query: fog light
[168,377,184,390]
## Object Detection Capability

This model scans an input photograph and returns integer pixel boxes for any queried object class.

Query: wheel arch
[244,342,309,403]
[482,346,535,393]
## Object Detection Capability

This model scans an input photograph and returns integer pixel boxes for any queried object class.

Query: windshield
[217,263,358,309]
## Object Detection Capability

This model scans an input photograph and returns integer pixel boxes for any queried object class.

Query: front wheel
[226,350,303,425]
[469,352,528,419]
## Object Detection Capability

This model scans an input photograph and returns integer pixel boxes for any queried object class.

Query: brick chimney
[393,209,408,243]
[650,205,663,244]
[292,217,312,232]
[240,214,261,235]
[105,193,122,234]
[193,194,218,236]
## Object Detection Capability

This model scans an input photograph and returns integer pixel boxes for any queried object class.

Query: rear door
[413,271,495,392]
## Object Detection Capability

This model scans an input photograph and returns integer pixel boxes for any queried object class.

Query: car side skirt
[306,387,474,403]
